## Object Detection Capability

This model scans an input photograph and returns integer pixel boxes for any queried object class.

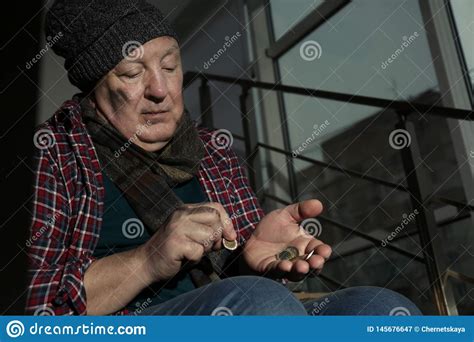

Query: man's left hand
[242,199,332,281]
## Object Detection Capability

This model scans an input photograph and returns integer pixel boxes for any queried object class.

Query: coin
[304,249,315,260]
[222,238,238,251]
[276,246,299,261]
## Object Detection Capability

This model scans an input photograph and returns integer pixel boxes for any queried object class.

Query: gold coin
[222,238,238,251]
[276,246,299,261]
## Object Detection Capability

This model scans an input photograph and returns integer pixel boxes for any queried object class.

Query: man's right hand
[137,202,237,284]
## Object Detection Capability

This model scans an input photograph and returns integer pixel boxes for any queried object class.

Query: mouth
[142,111,170,121]
[142,110,168,116]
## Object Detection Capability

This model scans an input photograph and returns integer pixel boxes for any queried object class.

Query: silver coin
[304,249,315,260]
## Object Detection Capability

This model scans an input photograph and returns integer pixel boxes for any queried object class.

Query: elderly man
[27,0,421,316]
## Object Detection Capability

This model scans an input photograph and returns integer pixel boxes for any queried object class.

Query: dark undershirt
[93,172,207,311]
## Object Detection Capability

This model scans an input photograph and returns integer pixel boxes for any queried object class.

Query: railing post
[240,86,258,191]
[397,114,458,315]
[199,77,214,128]
[275,89,299,204]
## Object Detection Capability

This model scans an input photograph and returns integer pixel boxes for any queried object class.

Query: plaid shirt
[26,98,264,316]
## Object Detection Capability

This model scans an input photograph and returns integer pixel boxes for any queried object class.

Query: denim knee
[209,276,307,315]
[314,286,422,316]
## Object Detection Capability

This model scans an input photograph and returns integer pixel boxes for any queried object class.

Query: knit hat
[45,0,178,91]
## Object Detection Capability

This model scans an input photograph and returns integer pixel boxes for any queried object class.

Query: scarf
[79,95,206,235]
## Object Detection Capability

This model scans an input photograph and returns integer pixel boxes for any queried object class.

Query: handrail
[263,193,424,262]
[216,128,474,211]
[184,71,474,121]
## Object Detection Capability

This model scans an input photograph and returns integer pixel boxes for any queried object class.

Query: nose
[145,70,168,102]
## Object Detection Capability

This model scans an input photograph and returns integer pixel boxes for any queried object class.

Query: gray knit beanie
[45,0,178,91]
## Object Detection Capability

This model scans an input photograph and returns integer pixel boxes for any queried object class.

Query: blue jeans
[137,276,422,316]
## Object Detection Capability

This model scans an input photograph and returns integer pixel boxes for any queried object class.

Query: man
[27,0,421,316]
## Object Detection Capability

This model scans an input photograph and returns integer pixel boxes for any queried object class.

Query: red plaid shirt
[26,98,264,316]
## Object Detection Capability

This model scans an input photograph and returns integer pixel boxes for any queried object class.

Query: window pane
[275,0,440,165]
[450,0,474,98]
[270,0,325,40]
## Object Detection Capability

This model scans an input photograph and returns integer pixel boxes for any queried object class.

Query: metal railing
[183,71,474,315]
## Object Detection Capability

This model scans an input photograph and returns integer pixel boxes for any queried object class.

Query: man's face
[92,36,183,152]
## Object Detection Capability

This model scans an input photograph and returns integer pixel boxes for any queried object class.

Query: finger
[184,206,227,242]
[181,241,205,263]
[276,260,293,273]
[266,260,293,279]
[283,199,323,224]
[285,260,311,282]
[306,254,325,270]
[305,240,332,261]
[183,204,221,223]
[184,223,220,252]
[203,202,237,241]
[188,202,237,241]
[316,243,332,261]
[305,239,324,253]
[292,259,310,274]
